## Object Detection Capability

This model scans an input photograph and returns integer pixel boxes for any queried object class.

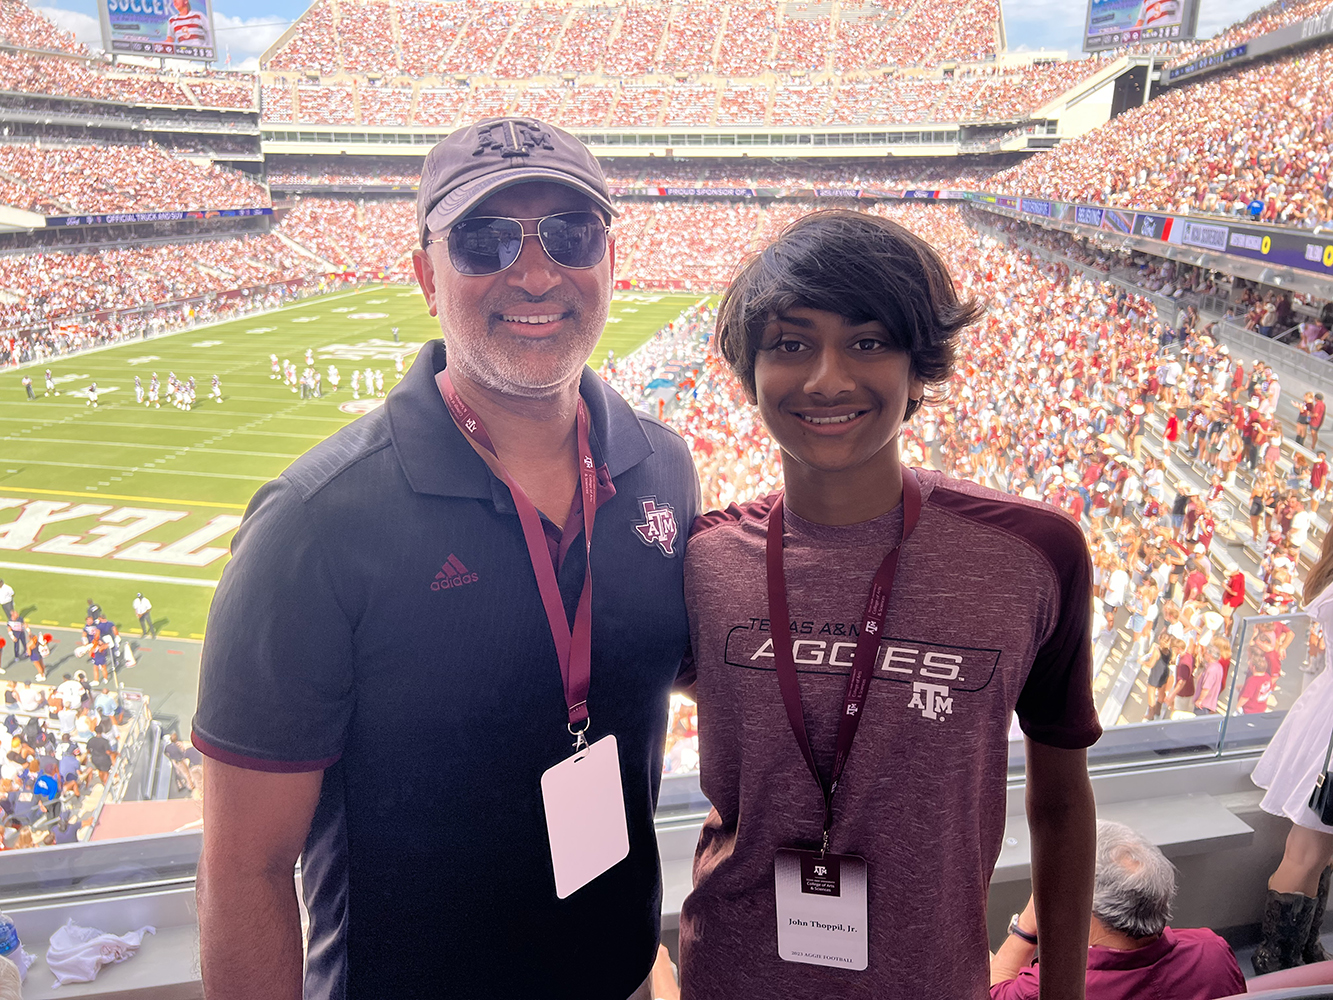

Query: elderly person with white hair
[990,820,1245,999]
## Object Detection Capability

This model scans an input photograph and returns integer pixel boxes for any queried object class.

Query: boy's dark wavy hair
[715,209,984,418]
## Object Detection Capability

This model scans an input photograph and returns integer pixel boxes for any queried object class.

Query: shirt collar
[385,340,654,501]
[1085,926,1176,971]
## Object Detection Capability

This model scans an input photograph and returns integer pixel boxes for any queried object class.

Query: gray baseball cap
[416,117,617,247]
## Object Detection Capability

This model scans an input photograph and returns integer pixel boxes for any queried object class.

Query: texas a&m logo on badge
[633,497,678,556]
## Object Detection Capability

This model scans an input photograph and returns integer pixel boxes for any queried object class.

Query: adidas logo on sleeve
[431,554,479,591]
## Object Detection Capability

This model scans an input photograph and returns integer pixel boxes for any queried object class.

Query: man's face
[173,0,190,14]
[413,182,613,399]
[752,307,922,478]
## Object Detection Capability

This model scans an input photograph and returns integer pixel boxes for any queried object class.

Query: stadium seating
[358,85,413,126]
[276,196,416,275]
[0,144,270,216]
[413,87,468,127]
[1167,0,1333,70]
[252,0,1029,131]
[556,5,618,74]
[263,156,1011,192]
[773,6,831,74]
[991,40,1333,228]
[716,3,776,78]
[0,233,315,347]
[397,0,470,76]
[296,84,356,124]
[441,1,519,74]
[0,51,258,111]
[0,0,86,54]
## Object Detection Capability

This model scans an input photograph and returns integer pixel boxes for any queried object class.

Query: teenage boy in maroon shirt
[678,210,1100,1000]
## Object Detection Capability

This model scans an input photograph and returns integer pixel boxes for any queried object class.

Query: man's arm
[1025,738,1095,1000]
[990,894,1038,987]
[198,759,323,1000]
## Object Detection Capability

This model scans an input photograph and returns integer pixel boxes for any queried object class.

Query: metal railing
[88,699,155,832]
[1214,318,1333,395]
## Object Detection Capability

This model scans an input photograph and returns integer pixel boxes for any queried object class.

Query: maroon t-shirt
[991,926,1245,1000]
[678,470,1101,1000]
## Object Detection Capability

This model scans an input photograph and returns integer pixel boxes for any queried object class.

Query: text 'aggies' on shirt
[723,618,1001,722]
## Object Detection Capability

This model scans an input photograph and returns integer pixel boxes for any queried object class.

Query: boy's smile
[754,306,923,481]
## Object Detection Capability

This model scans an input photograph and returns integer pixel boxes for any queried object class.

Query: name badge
[540,734,630,899]
[774,848,868,970]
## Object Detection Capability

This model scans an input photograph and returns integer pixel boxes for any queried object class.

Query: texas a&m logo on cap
[633,497,678,557]
[473,119,555,159]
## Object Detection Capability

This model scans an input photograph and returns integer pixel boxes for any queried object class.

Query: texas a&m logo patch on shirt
[633,497,678,556]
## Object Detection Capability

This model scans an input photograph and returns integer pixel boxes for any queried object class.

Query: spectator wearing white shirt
[132,593,155,638]
[55,673,83,712]
[1102,561,1131,634]
[0,580,13,618]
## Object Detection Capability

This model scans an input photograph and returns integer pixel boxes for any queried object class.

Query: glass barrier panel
[1218,613,1322,754]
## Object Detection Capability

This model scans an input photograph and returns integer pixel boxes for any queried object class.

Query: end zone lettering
[0,497,237,567]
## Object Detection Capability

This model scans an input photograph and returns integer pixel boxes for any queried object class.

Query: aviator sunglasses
[428,212,610,276]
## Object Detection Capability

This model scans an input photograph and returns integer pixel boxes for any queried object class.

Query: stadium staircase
[178,81,204,111]
[273,230,336,270]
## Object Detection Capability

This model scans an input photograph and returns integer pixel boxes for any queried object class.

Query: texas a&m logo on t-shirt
[633,497,678,557]
[724,619,1000,723]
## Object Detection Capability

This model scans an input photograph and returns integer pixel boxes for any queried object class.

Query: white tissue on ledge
[46,919,156,987]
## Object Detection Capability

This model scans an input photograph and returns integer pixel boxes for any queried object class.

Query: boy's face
[752,307,922,478]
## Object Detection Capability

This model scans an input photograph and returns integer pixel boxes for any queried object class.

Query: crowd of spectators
[260,156,1010,197]
[1,677,129,850]
[267,159,419,186]
[1167,0,1333,69]
[397,0,470,76]
[256,63,1108,129]
[0,232,319,357]
[274,195,415,276]
[0,50,256,112]
[0,0,85,55]
[0,142,269,216]
[772,7,829,74]
[259,0,1008,80]
[991,40,1333,229]
[605,202,1330,730]
[296,83,356,124]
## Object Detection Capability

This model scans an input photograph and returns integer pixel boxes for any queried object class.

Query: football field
[0,285,702,638]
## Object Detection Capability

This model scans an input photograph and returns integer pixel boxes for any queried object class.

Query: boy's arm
[1025,737,1095,1000]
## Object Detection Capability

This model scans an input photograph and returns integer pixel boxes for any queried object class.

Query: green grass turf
[0,285,703,638]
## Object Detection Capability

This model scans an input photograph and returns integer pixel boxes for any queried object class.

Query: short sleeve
[1015,524,1102,750]
[989,966,1041,1000]
[192,477,353,772]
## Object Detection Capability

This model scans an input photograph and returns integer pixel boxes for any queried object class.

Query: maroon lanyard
[766,468,922,855]
[438,370,599,746]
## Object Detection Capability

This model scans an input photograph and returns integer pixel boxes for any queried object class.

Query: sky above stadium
[33,0,1267,71]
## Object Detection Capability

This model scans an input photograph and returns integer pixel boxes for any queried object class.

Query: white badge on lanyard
[541,734,630,898]
[439,371,628,899]
[774,849,869,970]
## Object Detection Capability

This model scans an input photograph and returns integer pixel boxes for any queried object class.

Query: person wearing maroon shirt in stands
[990,821,1245,1000]
[1238,666,1277,714]
[1182,563,1208,603]
[1311,393,1327,452]
[1221,569,1247,627]
[1312,451,1329,516]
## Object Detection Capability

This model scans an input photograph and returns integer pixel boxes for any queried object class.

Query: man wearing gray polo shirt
[195,119,698,999]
